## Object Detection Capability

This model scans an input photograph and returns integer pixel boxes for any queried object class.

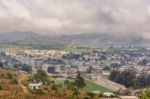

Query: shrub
[0,85,3,90]
[11,78,18,84]
[7,73,13,79]
[32,89,45,95]
[86,91,95,98]
[51,84,57,90]
[83,96,90,99]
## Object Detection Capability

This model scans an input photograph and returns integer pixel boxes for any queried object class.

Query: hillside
[0,32,150,47]
[0,69,103,99]
[0,32,52,45]
[0,69,22,95]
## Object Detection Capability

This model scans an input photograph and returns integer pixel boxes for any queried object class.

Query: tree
[110,63,121,68]
[110,70,150,89]
[136,74,150,88]
[103,66,110,71]
[62,53,80,60]
[33,70,50,85]
[110,70,136,87]
[87,66,93,73]
[13,64,20,69]
[0,85,3,90]
[141,59,148,66]
[11,78,18,84]
[72,86,80,98]
[74,69,86,90]
[139,88,150,99]
[47,66,56,74]
[21,64,32,73]
[64,79,70,87]
[0,61,3,68]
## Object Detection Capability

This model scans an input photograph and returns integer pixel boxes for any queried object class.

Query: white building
[29,82,42,90]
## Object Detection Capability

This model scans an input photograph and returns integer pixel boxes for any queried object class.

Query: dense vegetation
[138,88,150,99]
[110,70,150,88]
[20,64,32,73]
[62,52,80,60]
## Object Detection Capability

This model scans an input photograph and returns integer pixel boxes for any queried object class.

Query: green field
[84,80,112,93]
[55,80,111,93]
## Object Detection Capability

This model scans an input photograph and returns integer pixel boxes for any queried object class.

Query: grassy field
[55,80,111,93]
[84,80,112,93]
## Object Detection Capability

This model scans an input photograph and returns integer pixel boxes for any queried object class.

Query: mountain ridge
[0,32,149,47]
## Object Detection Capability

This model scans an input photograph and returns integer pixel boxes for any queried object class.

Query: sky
[0,0,150,38]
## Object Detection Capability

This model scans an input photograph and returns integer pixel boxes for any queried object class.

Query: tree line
[110,70,150,89]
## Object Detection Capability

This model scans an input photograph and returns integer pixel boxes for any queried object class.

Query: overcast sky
[0,0,150,38]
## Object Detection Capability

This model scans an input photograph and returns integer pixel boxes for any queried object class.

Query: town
[0,47,150,98]
[2,47,150,78]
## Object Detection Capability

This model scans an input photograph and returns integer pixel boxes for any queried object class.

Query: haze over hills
[0,32,149,47]
[0,0,149,48]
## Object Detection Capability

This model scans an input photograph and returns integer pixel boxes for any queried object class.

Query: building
[103,92,115,97]
[29,82,42,90]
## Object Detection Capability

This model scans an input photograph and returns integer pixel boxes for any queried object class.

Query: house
[29,82,42,90]
[103,92,115,97]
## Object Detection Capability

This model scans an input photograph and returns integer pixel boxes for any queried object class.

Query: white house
[103,92,115,97]
[29,82,42,90]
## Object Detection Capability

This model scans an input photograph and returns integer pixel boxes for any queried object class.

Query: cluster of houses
[1,49,150,79]
[1,49,145,99]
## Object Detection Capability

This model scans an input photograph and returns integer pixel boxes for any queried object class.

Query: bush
[56,83,63,88]
[86,91,95,98]
[83,96,90,99]
[7,73,13,79]
[11,78,18,84]
[33,89,45,95]
[21,64,32,73]
[51,84,57,90]
[0,85,3,90]
[33,70,48,83]
[98,93,103,98]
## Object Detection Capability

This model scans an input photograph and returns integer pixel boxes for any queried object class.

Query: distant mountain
[0,31,52,45]
[54,33,150,47]
[0,32,149,47]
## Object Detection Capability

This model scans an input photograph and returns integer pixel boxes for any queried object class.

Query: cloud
[0,0,149,38]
